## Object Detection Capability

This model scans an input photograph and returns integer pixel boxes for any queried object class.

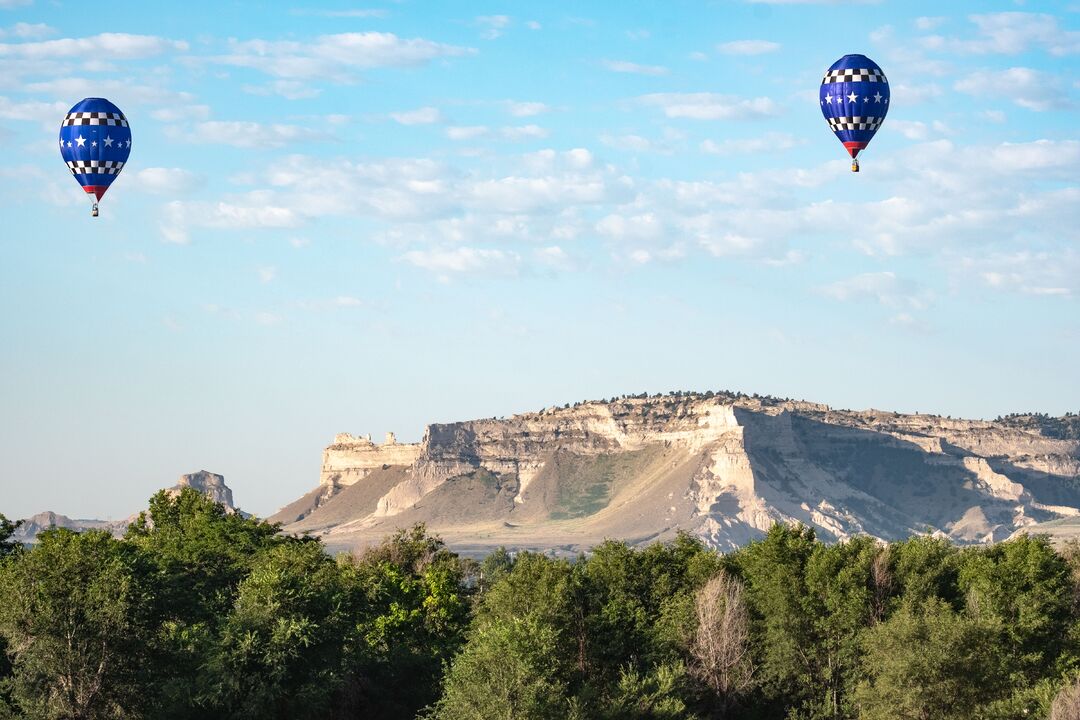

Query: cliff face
[273,394,1080,553]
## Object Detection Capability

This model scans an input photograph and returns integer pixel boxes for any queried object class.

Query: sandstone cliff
[270,394,1080,553]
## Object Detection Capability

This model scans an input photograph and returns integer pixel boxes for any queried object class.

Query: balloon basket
[91,203,99,218]
[851,159,860,173]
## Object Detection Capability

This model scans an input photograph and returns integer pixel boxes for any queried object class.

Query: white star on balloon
[75,135,86,147]
[825,94,833,104]
[847,91,858,103]
[874,92,883,103]
[103,136,114,147]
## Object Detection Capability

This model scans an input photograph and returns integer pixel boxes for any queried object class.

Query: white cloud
[23,77,197,109]
[161,195,302,244]
[716,40,780,55]
[746,0,880,4]
[526,21,541,30]
[963,12,1080,56]
[135,168,203,195]
[390,106,442,125]
[506,101,549,117]
[213,32,475,81]
[596,212,664,242]
[400,246,520,276]
[602,59,669,76]
[888,120,930,140]
[294,8,388,18]
[0,95,67,123]
[0,22,53,39]
[500,124,548,140]
[966,249,1078,297]
[446,125,488,140]
[0,33,187,59]
[476,15,510,40]
[0,0,32,8]
[601,133,657,152]
[819,272,932,310]
[914,16,946,31]
[151,104,211,122]
[637,92,781,120]
[700,132,800,155]
[173,121,328,148]
[257,266,277,283]
[955,67,1071,111]
[243,79,321,100]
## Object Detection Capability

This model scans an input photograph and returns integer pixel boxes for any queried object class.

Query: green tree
[854,597,1001,720]
[203,539,349,719]
[732,523,818,714]
[124,488,284,717]
[430,616,574,720]
[0,529,156,720]
[957,535,1073,684]
[345,525,472,719]
[604,662,698,720]
[0,514,20,557]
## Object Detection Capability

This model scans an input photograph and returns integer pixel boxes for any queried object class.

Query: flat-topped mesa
[321,432,422,488]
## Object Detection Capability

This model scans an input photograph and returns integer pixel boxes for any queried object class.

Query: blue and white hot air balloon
[58,98,132,217]
[819,54,889,172]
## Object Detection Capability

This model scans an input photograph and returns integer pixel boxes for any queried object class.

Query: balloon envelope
[58,98,132,202]
[819,54,889,160]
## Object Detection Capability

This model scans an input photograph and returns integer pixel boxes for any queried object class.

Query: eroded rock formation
[271,394,1080,553]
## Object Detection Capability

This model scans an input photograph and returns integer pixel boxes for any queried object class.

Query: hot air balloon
[58,98,131,217]
[819,54,889,172]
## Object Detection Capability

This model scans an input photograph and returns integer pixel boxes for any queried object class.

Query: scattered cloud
[292,8,389,18]
[602,59,669,76]
[151,104,211,122]
[636,92,781,120]
[135,168,204,195]
[716,40,780,55]
[700,132,800,155]
[0,95,68,124]
[212,32,475,81]
[161,194,302,244]
[476,15,511,40]
[0,22,54,39]
[938,12,1080,56]
[257,266,277,283]
[818,272,932,310]
[506,101,550,117]
[0,33,188,59]
[243,79,321,100]
[171,120,329,148]
[446,125,488,140]
[914,16,946,31]
[955,67,1072,111]
[390,106,442,125]
[400,246,520,277]
[965,249,1079,298]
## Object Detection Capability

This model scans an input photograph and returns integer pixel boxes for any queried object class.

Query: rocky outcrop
[16,470,240,543]
[170,470,236,510]
[321,433,422,489]
[279,393,1080,554]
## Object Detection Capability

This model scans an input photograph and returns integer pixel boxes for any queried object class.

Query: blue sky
[1,0,1077,519]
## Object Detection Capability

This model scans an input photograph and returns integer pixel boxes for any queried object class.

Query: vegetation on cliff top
[3,496,1080,719]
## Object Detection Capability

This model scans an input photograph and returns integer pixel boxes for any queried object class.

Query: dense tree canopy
[2,496,1079,719]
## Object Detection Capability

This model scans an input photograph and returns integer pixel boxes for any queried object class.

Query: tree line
[2,490,1080,719]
